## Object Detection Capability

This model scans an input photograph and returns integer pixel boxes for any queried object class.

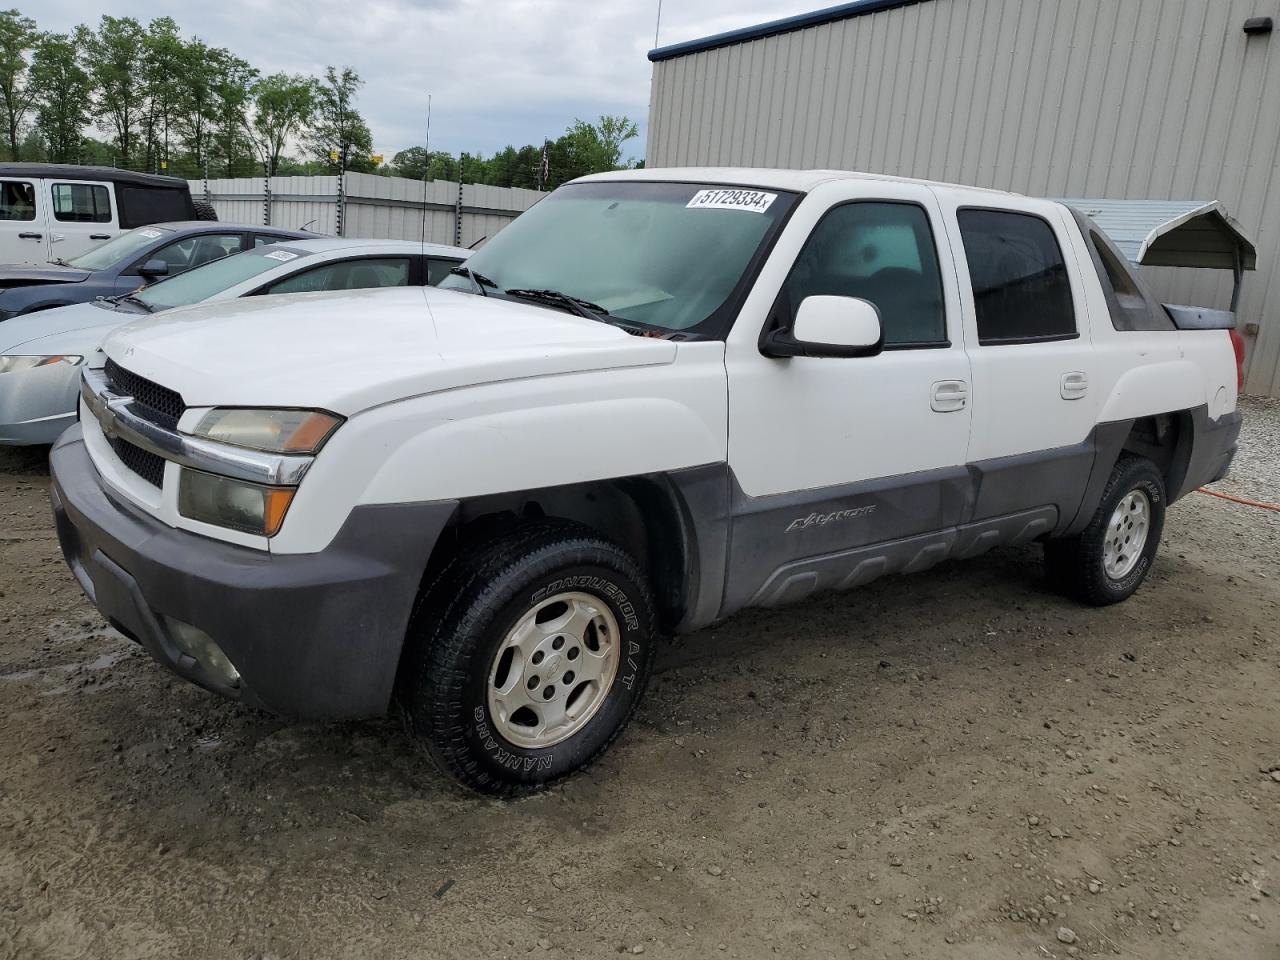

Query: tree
[0,9,38,160]
[140,17,186,171]
[29,31,92,162]
[209,51,257,176]
[390,146,461,181]
[80,16,146,165]
[173,39,219,169]
[307,66,372,173]
[248,72,313,176]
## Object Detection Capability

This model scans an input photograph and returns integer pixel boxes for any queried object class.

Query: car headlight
[0,354,83,374]
[177,468,296,537]
[187,407,343,453]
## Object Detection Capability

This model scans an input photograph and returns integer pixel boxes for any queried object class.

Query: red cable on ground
[1197,487,1280,512]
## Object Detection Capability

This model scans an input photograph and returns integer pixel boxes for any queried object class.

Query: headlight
[0,355,83,374]
[188,407,342,453]
[177,468,296,537]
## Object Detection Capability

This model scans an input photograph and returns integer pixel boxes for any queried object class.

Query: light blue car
[0,237,468,444]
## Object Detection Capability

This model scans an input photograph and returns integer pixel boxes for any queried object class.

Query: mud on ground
[1,402,1278,960]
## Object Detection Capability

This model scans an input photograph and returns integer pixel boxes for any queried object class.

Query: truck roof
[575,166,1021,200]
[0,164,192,189]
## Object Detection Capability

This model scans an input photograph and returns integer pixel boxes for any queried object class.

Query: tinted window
[149,233,243,276]
[116,185,193,229]
[0,180,35,221]
[268,257,411,294]
[777,202,946,346]
[957,209,1075,344]
[51,183,111,223]
[255,234,298,247]
[426,257,462,285]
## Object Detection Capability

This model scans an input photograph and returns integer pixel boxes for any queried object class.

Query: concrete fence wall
[188,172,545,250]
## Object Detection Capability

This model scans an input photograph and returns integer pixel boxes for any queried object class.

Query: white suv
[50,168,1242,794]
[0,164,208,264]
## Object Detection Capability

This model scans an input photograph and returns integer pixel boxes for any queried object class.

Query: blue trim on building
[648,0,933,62]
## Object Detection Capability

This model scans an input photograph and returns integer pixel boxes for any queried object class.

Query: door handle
[90,233,111,241]
[1060,371,1089,400]
[931,379,969,413]
[18,231,41,240]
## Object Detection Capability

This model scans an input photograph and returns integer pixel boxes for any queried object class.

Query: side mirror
[761,295,884,358]
[137,259,169,279]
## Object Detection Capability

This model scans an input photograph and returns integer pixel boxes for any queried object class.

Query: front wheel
[398,521,658,795]
[1045,454,1166,606]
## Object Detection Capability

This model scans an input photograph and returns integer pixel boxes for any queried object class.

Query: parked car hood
[0,300,123,351]
[0,264,91,287]
[102,286,678,415]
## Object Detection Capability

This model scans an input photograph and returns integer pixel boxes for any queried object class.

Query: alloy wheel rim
[1102,489,1151,580]
[485,591,620,749]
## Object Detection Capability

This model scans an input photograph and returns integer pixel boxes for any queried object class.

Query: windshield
[67,226,173,271]
[137,247,311,310]
[438,181,797,336]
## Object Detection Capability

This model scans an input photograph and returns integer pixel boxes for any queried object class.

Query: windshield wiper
[448,265,496,297]
[504,288,611,323]
[115,293,154,313]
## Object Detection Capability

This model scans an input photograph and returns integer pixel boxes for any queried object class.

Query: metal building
[646,0,1280,395]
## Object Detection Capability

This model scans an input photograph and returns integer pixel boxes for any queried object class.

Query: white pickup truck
[49,169,1242,794]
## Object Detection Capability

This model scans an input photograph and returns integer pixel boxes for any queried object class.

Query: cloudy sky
[32,0,820,161]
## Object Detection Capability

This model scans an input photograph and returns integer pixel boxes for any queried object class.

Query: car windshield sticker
[686,189,777,213]
[263,249,299,262]
[138,229,162,239]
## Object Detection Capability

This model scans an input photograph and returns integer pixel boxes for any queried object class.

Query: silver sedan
[0,238,468,445]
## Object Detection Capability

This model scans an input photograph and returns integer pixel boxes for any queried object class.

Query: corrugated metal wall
[647,0,1280,396]
[190,173,544,250]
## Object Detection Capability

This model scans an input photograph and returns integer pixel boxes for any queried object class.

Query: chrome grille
[103,358,185,427]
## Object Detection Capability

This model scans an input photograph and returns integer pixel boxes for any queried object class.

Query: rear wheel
[1045,455,1166,606]
[398,520,657,795]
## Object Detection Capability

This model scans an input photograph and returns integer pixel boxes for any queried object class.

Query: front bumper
[50,425,456,718]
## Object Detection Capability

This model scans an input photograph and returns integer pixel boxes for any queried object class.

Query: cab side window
[149,233,243,276]
[957,209,1076,344]
[0,180,35,221]
[778,201,947,346]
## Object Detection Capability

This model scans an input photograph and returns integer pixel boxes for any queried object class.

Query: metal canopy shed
[1058,199,1257,311]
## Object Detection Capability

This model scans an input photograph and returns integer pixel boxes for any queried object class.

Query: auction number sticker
[686,188,777,213]
[263,249,299,262]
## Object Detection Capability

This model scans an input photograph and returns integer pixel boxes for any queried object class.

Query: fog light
[164,616,240,686]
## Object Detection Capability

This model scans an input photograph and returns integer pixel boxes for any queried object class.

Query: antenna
[654,0,663,47]
[420,94,432,250]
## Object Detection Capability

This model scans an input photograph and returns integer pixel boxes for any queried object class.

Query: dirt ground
[2,403,1278,960]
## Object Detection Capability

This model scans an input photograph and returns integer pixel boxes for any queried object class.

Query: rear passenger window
[51,183,111,223]
[778,202,947,346]
[957,209,1076,344]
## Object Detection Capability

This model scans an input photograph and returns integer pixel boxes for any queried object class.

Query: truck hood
[102,286,678,414]
[0,264,91,288]
[0,300,123,351]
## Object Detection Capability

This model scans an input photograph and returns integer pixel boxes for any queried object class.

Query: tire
[191,199,218,221]
[398,520,658,796]
[1044,454,1166,606]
